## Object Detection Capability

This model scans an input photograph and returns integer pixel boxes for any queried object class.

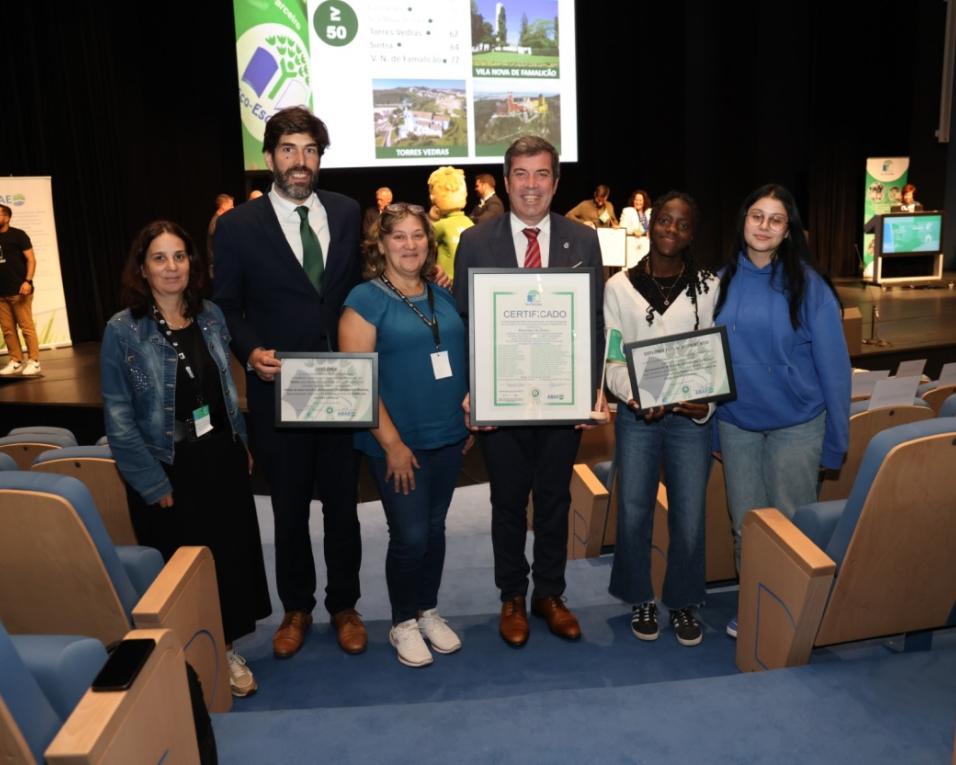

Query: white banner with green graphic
[235,0,313,171]
[0,177,72,353]
[863,157,909,277]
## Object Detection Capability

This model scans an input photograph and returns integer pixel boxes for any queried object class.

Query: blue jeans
[367,440,464,624]
[718,411,826,570]
[608,409,711,609]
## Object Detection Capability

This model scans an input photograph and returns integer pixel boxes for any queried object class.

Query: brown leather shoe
[531,596,582,641]
[332,608,368,654]
[273,610,313,658]
[499,595,529,647]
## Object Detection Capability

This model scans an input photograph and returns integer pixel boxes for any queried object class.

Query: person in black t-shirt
[0,204,41,376]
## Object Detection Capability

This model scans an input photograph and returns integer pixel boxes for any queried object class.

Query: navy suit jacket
[453,212,605,387]
[213,190,362,412]
[468,193,506,223]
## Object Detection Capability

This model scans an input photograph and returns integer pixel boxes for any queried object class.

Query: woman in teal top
[339,203,468,668]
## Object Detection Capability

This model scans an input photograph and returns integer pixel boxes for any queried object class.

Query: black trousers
[249,408,362,615]
[479,426,581,601]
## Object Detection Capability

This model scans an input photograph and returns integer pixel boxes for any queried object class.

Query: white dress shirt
[269,187,330,266]
[509,212,551,267]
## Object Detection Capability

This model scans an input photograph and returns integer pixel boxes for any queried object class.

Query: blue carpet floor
[212,485,956,763]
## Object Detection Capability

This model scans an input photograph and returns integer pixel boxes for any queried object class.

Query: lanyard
[379,274,441,349]
[150,304,205,406]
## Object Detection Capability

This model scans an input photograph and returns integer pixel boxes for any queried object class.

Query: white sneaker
[226,649,257,698]
[0,360,23,375]
[417,609,461,654]
[389,618,433,667]
[21,360,41,376]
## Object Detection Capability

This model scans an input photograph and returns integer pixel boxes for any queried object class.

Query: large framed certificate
[469,268,595,426]
[275,352,378,428]
[624,326,736,410]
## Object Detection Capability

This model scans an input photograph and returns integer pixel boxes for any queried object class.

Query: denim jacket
[100,300,247,504]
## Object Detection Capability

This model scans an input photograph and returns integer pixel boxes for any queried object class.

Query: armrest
[736,508,836,672]
[131,547,231,713]
[45,629,201,764]
[568,464,610,560]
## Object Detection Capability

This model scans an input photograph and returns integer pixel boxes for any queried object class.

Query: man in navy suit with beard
[453,136,607,648]
[213,107,366,660]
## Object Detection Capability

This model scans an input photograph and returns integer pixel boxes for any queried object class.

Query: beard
[273,165,316,201]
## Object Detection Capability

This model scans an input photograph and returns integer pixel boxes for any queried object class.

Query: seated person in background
[206,193,234,267]
[618,189,653,237]
[891,183,923,212]
[567,184,618,228]
[100,220,272,698]
[469,173,505,223]
[428,166,473,284]
[247,189,263,201]
[362,186,394,236]
[339,203,469,668]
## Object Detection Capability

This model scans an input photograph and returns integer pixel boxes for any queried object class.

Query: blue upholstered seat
[32,444,113,465]
[940,394,956,418]
[0,472,161,616]
[793,418,956,569]
[0,432,77,450]
[0,453,17,471]
[6,426,78,446]
[0,620,105,764]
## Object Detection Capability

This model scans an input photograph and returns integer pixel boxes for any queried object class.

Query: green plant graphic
[266,35,310,99]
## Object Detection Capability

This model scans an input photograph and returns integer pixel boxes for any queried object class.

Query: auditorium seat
[0,472,231,713]
[568,456,738,589]
[818,398,933,501]
[938,393,956,418]
[0,453,17,471]
[0,622,200,764]
[918,381,956,415]
[736,418,956,672]
[6,426,78,445]
[32,445,138,546]
[0,432,77,470]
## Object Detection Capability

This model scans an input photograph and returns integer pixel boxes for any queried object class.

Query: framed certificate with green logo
[275,352,378,428]
[623,327,736,411]
[469,268,595,426]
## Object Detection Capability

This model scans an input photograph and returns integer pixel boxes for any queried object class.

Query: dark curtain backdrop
[2,1,948,343]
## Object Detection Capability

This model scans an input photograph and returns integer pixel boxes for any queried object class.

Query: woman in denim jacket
[100,220,271,698]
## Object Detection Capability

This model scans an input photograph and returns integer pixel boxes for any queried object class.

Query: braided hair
[633,190,713,330]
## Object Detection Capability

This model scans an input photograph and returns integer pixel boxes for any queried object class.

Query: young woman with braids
[604,191,720,647]
[714,184,850,638]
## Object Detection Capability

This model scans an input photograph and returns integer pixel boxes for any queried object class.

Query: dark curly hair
[632,190,713,330]
[121,220,206,318]
[361,204,438,281]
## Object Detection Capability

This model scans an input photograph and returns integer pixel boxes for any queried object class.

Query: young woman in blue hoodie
[714,184,850,636]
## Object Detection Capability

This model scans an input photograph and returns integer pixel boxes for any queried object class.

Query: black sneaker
[630,602,659,641]
[670,608,703,647]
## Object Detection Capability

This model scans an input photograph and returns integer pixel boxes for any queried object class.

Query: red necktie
[522,227,541,268]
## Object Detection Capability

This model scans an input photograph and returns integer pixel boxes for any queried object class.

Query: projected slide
[882,216,942,253]
[233,0,577,170]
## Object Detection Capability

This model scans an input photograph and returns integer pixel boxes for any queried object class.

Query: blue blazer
[453,212,606,385]
[212,190,362,412]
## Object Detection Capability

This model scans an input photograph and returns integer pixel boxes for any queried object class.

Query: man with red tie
[453,136,606,647]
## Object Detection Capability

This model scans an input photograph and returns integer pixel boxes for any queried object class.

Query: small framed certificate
[275,352,378,428]
[469,268,596,426]
[624,326,736,410]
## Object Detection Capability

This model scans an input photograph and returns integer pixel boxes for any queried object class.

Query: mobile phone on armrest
[91,638,156,692]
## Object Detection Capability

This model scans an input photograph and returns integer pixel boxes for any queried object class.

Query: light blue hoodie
[715,253,850,469]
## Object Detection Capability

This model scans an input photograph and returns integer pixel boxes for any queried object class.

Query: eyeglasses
[384,203,424,214]
[746,210,789,232]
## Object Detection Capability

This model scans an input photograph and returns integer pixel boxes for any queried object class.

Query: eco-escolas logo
[525,289,542,305]
[0,194,26,206]
[236,23,312,144]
